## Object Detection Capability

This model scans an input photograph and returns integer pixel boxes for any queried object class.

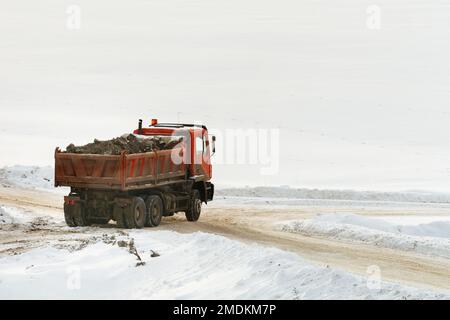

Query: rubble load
[64,134,183,155]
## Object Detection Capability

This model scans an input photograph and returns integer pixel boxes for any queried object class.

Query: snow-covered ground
[0,165,55,190]
[0,166,450,299]
[0,204,448,300]
[2,0,450,300]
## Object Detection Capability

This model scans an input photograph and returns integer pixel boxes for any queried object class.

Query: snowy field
[2,0,450,300]
[1,166,450,299]
[0,204,448,300]
[2,0,450,191]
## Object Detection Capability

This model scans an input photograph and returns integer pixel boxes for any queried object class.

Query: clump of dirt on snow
[53,233,120,252]
[117,238,147,266]
[65,134,183,155]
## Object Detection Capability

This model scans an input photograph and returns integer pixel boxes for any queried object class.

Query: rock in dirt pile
[65,134,183,155]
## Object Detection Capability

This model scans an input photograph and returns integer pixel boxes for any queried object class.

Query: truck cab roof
[152,123,208,131]
[133,120,207,136]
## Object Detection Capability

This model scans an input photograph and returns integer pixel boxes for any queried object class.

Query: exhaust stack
[138,119,143,134]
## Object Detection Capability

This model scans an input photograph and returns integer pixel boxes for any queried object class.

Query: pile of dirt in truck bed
[64,134,183,155]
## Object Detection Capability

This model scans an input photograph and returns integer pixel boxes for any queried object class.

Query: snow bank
[212,196,450,209]
[217,187,450,204]
[0,165,54,190]
[280,214,450,258]
[305,214,450,239]
[0,229,448,299]
[0,205,33,225]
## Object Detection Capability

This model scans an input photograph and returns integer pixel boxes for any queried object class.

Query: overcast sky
[1,0,450,191]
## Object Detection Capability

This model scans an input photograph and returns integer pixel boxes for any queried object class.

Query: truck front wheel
[185,190,201,222]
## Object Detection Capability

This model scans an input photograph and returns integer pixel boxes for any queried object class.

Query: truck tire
[145,195,163,227]
[64,203,77,227]
[123,197,146,229]
[185,189,201,222]
[64,202,90,227]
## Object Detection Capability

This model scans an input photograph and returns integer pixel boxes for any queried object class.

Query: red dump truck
[55,119,215,228]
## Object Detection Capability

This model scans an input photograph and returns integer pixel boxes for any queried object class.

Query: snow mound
[217,187,450,204]
[306,214,450,239]
[280,214,450,258]
[0,205,33,225]
[0,229,448,299]
[0,165,54,190]
[212,196,450,209]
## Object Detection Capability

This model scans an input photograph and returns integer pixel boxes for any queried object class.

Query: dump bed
[54,147,186,191]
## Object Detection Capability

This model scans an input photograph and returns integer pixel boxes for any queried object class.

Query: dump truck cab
[134,119,214,182]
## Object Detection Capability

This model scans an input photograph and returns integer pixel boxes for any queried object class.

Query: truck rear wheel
[185,190,201,222]
[145,195,163,227]
[64,203,77,227]
[113,197,146,229]
[126,197,146,229]
[64,202,90,227]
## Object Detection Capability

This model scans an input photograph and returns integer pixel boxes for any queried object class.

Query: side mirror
[211,136,216,156]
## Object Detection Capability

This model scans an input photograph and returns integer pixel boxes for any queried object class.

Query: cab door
[192,129,212,180]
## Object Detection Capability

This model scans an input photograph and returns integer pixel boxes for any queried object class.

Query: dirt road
[1,186,450,292]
